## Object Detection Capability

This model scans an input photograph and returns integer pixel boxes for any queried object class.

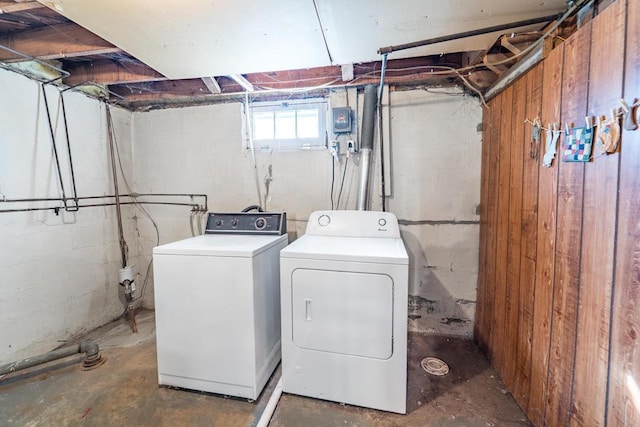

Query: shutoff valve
[119,265,136,303]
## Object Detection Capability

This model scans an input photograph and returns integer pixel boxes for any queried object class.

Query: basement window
[247,99,327,151]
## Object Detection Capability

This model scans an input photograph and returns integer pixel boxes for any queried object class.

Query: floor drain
[421,357,450,376]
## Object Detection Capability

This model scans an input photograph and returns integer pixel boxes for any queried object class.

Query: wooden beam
[109,79,212,101]
[0,22,120,62]
[0,1,43,14]
[228,74,254,92]
[63,58,166,86]
[105,55,465,102]
[0,17,30,30]
[201,77,221,94]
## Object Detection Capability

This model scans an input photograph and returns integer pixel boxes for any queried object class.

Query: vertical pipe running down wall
[356,85,378,210]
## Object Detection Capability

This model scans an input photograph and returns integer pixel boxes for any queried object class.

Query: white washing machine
[280,210,409,414]
[153,212,288,400]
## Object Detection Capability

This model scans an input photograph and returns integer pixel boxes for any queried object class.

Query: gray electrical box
[332,107,352,134]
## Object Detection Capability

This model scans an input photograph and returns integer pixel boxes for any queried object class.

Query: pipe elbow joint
[79,341,105,370]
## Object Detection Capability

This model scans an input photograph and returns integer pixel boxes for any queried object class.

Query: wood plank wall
[475,0,640,425]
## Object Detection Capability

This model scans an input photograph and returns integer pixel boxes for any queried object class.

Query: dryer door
[291,268,393,359]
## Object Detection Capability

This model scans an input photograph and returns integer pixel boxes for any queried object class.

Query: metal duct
[356,85,378,211]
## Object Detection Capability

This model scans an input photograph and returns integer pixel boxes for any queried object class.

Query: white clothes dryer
[153,212,287,400]
[280,210,409,414]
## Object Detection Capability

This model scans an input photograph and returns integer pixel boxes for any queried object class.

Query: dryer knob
[318,214,331,227]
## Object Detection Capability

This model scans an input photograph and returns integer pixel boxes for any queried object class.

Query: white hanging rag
[543,128,561,168]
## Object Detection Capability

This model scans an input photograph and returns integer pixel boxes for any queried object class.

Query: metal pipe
[377,54,388,212]
[0,44,70,79]
[356,85,378,211]
[484,0,593,100]
[484,43,543,100]
[0,201,205,214]
[1,193,208,214]
[357,148,373,211]
[41,84,68,208]
[60,92,79,210]
[106,104,127,269]
[0,341,104,376]
[377,13,561,55]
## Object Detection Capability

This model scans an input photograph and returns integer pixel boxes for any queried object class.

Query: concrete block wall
[382,90,481,336]
[0,65,481,366]
[0,69,136,363]
[132,88,482,336]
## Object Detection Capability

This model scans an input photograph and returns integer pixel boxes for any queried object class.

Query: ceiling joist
[0,1,581,108]
[63,58,166,86]
[0,22,120,61]
[0,1,43,14]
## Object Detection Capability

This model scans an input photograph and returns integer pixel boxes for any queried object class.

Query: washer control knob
[378,218,387,227]
[231,218,238,227]
[215,219,223,226]
[318,214,331,227]
[255,217,267,230]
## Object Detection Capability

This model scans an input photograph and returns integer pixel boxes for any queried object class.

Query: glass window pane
[275,110,296,139]
[297,109,319,138]
[253,111,274,140]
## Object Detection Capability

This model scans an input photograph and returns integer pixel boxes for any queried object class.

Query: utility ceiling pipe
[356,85,378,211]
[0,341,105,377]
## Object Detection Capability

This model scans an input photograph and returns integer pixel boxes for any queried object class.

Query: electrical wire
[330,154,336,210]
[105,102,160,306]
[336,156,349,210]
[106,103,129,268]
[245,92,264,207]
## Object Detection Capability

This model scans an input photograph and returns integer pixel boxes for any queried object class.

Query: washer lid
[281,235,408,265]
[153,234,287,257]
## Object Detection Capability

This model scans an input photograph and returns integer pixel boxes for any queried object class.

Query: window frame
[247,98,328,152]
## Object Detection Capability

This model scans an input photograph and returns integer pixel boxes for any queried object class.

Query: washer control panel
[205,212,287,235]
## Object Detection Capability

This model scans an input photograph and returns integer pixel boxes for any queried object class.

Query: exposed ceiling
[0,0,575,109]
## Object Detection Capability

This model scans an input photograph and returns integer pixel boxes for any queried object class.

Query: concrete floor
[0,311,530,426]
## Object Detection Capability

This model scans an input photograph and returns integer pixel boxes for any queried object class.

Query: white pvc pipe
[256,377,283,427]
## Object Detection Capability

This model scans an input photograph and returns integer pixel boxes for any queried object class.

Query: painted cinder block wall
[132,88,482,336]
[0,65,482,364]
[0,68,136,363]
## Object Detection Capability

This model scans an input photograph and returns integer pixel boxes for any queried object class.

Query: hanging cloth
[596,111,621,154]
[562,126,594,162]
[542,125,561,168]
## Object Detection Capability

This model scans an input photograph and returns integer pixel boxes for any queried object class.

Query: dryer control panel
[205,212,287,235]
[306,210,400,238]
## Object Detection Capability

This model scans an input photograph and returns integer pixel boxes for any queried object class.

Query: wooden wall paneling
[607,0,640,423]
[527,43,564,426]
[502,76,527,391]
[513,63,543,413]
[571,0,625,425]
[475,99,493,350]
[491,85,514,374]
[544,21,592,427]
[484,94,503,362]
